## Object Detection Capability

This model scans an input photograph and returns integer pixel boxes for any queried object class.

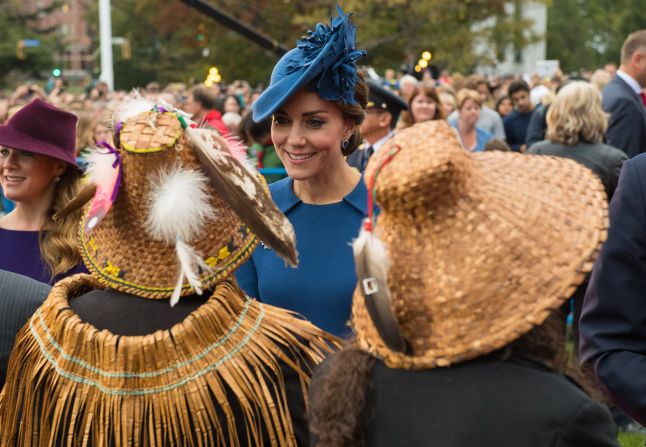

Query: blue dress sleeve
[234,254,260,301]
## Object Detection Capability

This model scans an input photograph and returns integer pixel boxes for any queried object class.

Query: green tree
[87,0,547,90]
[0,1,61,88]
[546,0,646,73]
[87,0,308,89]
[298,0,541,74]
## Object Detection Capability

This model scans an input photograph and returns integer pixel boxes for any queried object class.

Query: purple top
[0,228,87,285]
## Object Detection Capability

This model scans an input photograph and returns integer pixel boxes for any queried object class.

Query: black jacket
[525,104,549,148]
[312,353,618,447]
[0,269,50,386]
[527,140,627,201]
[602,75,646,158]
[581,153,646,426]
[346,146,373,173]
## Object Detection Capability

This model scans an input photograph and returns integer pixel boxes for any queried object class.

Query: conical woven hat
[78,108,295,299]
[352,120,608,369]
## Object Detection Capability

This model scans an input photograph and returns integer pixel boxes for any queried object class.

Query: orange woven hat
[57,98,296,304]
[352,120,608,369]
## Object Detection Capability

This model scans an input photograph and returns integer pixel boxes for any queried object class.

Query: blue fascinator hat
[252,5,367,123]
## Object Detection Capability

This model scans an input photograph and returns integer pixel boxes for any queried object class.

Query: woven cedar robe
[0,275,335,446]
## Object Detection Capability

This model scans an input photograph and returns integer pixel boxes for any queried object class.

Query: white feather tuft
[158,98,195,125]
[85,148,119,186]
[352,225,390,282]
[112,91,155,124]
[145,167,217,244]
[170,239,210,306]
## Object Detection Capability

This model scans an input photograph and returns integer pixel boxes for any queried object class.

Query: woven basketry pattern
[79,111,257,298]
[120,111,181,153]
[0,275,337,445]
[352,120,608,369]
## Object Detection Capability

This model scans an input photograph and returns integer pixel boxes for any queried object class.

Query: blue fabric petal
[292,5,365,105]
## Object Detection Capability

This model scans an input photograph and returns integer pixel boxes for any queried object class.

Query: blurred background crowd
[0,61,634,211]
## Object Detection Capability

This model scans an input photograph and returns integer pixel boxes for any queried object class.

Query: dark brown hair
[191,87,217,110]
[484,138,511,152]
[309,344,374,447]
[336,73,368,156]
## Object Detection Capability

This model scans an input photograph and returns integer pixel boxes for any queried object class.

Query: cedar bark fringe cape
[0,275,336,446]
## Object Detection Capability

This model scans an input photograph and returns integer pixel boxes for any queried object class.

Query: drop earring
[342,139,350,151]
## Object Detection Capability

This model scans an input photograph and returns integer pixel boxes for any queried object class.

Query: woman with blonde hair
[528,82,627,350]
[451,89,492,152]
[399,82,445,129]
[528,81,627,200]
[0,99,85,284]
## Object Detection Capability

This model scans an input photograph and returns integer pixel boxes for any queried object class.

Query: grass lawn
[620,433,644,446]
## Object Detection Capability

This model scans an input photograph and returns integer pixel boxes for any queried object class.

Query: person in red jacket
[185,86,229,136]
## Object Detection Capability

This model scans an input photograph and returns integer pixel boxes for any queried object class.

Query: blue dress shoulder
[235,177,367,337]
[450,123,492,152]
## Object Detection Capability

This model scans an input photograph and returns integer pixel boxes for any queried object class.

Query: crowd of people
[0,4,646,445]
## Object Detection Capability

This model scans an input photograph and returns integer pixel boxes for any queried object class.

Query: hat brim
[0,124,78,167]
[366,80,408,112]
[352,121,607,369]
[252,68,312,123]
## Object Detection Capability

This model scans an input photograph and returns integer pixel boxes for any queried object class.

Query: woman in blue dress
[236,6,369,337]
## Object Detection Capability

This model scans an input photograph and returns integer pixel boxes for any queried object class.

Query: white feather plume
[158,97,195,125]
[145,167,217,244]
[85,148,118,185]
[112,91,155,124]
[170,239,210,306]
[352,224,390,286]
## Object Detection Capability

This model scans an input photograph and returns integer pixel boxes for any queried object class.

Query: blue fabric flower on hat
[252,5,367,123]
[292,5,366,104]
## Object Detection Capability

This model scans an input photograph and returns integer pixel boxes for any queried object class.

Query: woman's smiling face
[410,93,438,123]
[0,148,66,204]
[271,89,353,181]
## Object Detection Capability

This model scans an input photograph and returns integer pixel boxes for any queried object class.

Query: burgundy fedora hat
[0,99,78,167]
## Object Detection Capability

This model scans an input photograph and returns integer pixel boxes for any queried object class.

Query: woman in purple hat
[0,99,86,284]
[235,6,370,338]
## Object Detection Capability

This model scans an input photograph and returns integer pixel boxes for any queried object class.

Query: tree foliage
[0,1,61,88]
[88,0,554,89]
[87,0,305,89]
[546,0,646,73]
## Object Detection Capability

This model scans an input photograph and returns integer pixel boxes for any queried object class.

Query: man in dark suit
[346,80,407,172]
[0,269,50,386]
[602,30,646,158]
[580,150,646,426]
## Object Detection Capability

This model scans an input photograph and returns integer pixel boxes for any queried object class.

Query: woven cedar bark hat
[352,120,608,369]
[61,99,296,302]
